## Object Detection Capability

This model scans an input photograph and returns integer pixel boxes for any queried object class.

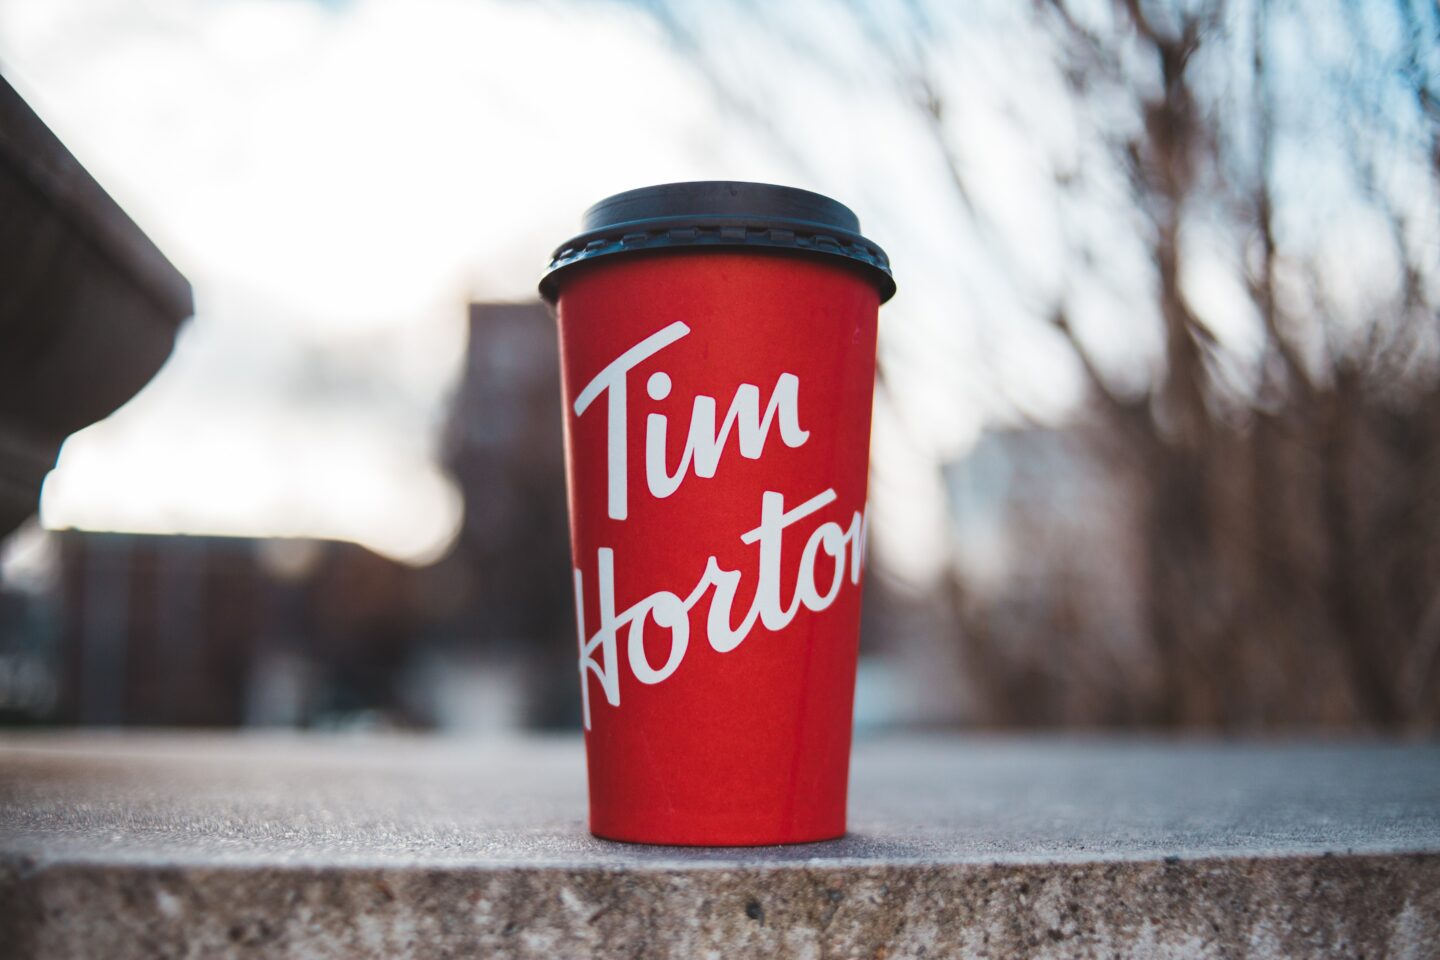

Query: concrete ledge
[2,734,1437,957]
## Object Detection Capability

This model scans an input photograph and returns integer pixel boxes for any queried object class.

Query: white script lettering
[573,322,691,522]
[573,487,866,729]
[644,371,809,501]
[573,323,809,520]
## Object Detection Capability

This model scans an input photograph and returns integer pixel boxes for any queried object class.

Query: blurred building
[0,301,580,731]
[0,531,427,728]
[433,301,576,727]
[945,426,1132,601]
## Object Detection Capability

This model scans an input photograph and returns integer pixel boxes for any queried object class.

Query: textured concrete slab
[2,733,1438,957]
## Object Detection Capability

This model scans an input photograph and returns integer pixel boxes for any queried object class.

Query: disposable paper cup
[540,181,895,845]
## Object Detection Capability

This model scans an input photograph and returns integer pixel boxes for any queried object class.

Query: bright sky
[3,0,1050,576]
[14,0,1386,578]
[0,0,1430,746]
[0,0,800,564]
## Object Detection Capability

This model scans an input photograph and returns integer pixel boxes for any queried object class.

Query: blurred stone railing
[0,75,192,537]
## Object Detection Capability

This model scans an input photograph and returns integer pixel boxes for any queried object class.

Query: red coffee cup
[540,182,895,845]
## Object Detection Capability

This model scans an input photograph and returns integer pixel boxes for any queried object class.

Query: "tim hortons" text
[570,321,865,729]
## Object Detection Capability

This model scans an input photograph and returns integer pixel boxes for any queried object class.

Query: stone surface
[1,733,1438,958]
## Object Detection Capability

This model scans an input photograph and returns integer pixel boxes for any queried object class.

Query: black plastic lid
[539,181,895,304]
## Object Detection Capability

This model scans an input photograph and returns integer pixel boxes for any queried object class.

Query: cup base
[589,826,847,848]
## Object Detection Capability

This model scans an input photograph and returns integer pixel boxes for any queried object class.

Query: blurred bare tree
[982,0,1440,730]
[631,0,1440,729]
